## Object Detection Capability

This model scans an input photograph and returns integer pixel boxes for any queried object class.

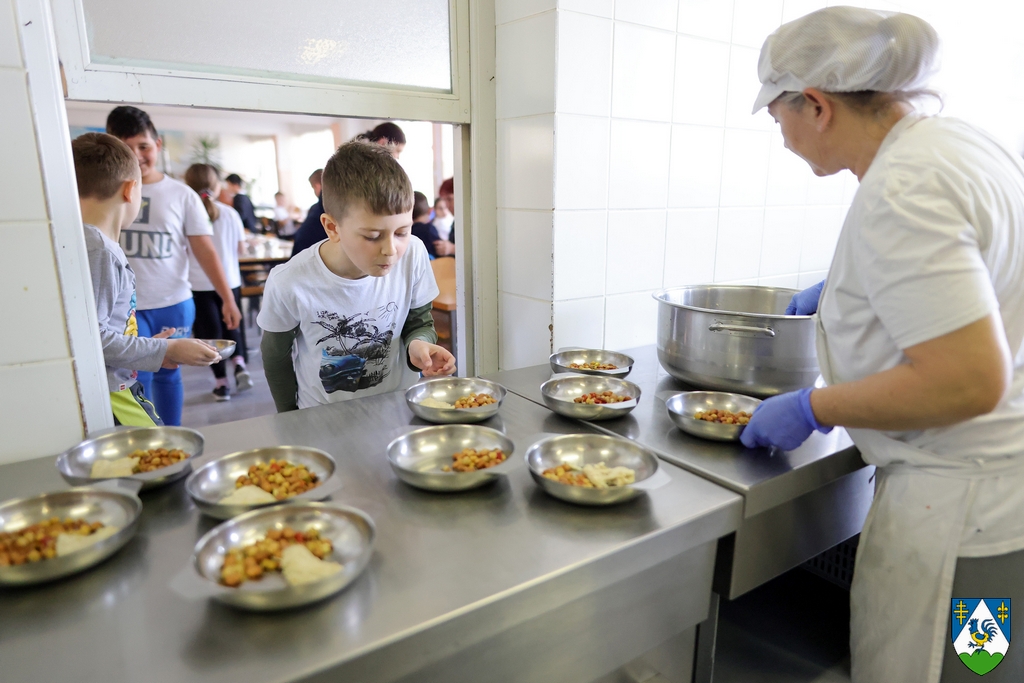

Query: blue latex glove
[740,388,833,450]
[785,280,825,315]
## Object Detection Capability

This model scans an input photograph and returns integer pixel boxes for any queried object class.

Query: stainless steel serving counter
[484,346,875,598]
[0,391,742,683]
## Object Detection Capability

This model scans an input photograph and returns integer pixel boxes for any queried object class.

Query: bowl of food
[525,433,663,506]
[200,339,236,361]
[172,502,374,611]
[405,377,506,424]
[665,391,762,442]
[387,424,515,492]
[548,349,635,378]
[56,426,205,490]
[539,375,641,421]
[186,446,341,519]
[0,486,142,585]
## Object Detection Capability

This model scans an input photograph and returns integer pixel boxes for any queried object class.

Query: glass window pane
[82,0,452,92]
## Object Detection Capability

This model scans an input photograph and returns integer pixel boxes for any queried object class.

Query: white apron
[815,292,1024,682]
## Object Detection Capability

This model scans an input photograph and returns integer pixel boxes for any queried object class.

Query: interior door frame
[47,0,499,388]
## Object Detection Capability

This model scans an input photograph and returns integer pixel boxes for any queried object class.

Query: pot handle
[708,322,776,337]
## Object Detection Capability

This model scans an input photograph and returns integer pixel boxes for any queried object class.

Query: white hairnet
[752,6,940,113]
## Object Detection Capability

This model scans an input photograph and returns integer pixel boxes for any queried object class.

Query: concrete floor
[179,323,854,683]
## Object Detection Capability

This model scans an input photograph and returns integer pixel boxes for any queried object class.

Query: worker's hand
[163,339,220,369]
[785,280,825,315]
[433,240,455,257]
[740,388,832,450]
[409,340,456,377]
[222,298,242,330]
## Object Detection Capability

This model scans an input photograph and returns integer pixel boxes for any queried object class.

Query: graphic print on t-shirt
[315,302,399,393]
[134,197,151,224]
[120,229,174,259]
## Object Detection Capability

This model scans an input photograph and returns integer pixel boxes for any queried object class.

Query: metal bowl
[188,502,374,611]
[549,349,635,378]
[405,377,507,424]
[387,425,515,492]
[666,391,762,442]
[540,375,641,421]
[186,446,339,520]
[525,433,660,506]
[56,426,205,490]
[0,487,142,586]
[200,339,236,361]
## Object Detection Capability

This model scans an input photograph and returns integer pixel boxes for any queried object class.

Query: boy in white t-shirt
[258,141,455,411]
[106,106,241,426]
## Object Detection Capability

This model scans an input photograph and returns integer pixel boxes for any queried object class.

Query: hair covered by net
[753,7,940,113]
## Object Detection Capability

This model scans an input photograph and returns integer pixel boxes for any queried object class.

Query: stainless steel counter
[0,391,742,683]
[484,346,875,598]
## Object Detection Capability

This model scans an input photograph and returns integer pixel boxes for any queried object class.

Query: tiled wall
[0,0,86,463]
[495,0,860,369]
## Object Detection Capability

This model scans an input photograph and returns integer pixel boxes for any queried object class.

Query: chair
[430,257,457,356]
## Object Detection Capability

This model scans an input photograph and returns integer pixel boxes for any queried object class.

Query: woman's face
[768,97,837,177]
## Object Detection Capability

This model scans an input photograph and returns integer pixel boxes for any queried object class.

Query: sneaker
[234,365,254,392]
[213,385,231,402]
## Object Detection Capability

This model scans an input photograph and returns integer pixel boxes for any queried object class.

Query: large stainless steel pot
[653,286,818,397]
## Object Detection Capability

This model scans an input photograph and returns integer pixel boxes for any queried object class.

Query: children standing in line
[184,164,252,401]
[73,133,219,426]
[106,106,241,425]
[258,141,455,412]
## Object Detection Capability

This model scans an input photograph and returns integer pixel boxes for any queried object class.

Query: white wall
[0,0,108,464]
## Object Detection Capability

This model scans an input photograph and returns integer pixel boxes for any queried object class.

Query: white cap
[752,6,940,114]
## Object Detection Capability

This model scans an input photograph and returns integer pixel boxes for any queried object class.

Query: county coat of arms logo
[951,598,1011,675]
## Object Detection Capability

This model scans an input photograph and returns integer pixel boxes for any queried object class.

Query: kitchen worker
[741,8,1024,683]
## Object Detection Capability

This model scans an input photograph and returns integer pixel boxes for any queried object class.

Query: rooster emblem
[968,618,999,651]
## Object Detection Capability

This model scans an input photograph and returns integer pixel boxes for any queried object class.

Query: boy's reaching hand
[163,338,220,369]
[408,340,456,377]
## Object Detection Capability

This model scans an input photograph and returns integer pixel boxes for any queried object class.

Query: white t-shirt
[119,175,213,310]
[821,114,1024,460]
[189,201,243,291]
[257,238,439,409]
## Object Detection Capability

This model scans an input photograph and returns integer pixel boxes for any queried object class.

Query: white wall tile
[608,119,672,209]
[497,115,554,210]
[554,114,609,209]
[797,270,829,289]
[496,0,555,25]
[725,45,774,131]
[496,12,556,119]
[558,0,613,18]
[553,210,607,300]
[611,23,676,122]
[782,0,828,23]
[664,208,718,287]
[719,129,770,207]
[759,274,800,289]
[605,290,660,350]
[669,125,724,208]
[673,36,730,126]
[760,206,804,277]
[556,12,613,116]
[0,0,22,68]
[677,0,734,43]
[0,222,70,365]
[765,132,810,206]
[0,70,47,222]
[498,210,553,301]
[805,171,847,205]
[714,207,764,282]
[553,297,606,350]
[731,0,783,49]
[606,210,666,294]
[801,205,844,272]
[0,359,83,464]
[615,0,677,30]
[499,293,552,370]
